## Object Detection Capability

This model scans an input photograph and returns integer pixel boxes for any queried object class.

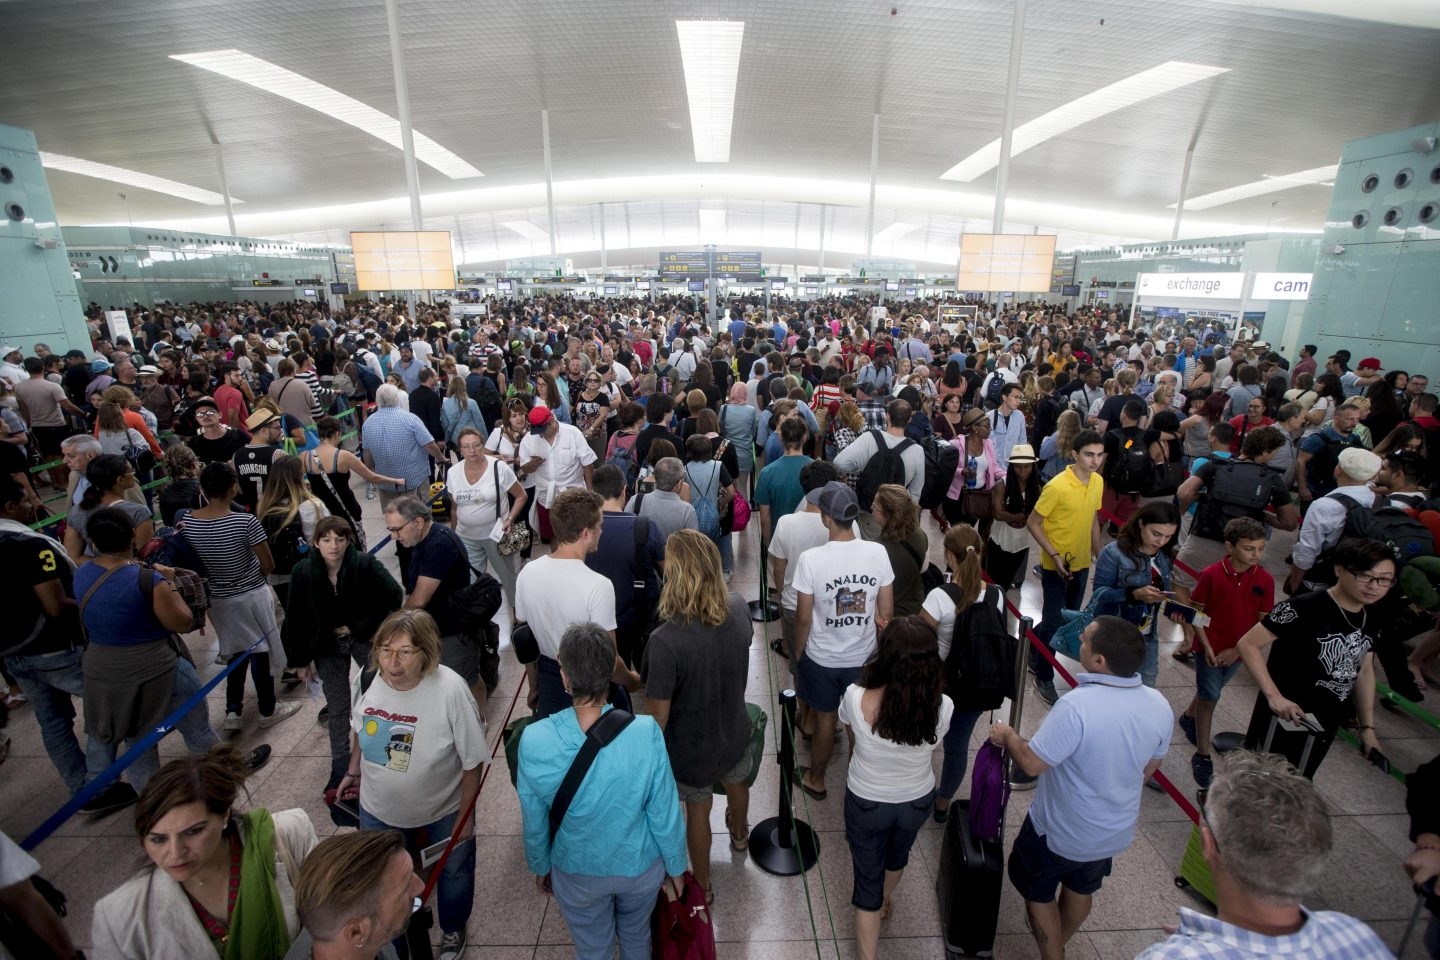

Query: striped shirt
[179,512,268,598]
[1136,907,1392,960]
[296,370,325,416]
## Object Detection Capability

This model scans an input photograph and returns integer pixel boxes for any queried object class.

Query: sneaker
[214,653,229,665]
[1033,679,1059,706]
[258,701,302,729]
[438,930,466,960]
[222,711,242,732]
[244,744,273,772]
[280,670,301,686]
[1191,753,1214,788]
[79,781,138,817]
[1178,712,1198,746]
[1145,774,1165,792]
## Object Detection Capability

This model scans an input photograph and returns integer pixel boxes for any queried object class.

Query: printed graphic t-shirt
[792,538,895,669]
[1260,589,1378,724]
[351,664,487,828]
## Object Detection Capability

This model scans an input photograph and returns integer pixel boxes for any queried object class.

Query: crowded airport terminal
[0,1,1438,958]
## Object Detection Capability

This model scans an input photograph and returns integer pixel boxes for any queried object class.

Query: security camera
[1412,136,1436,154]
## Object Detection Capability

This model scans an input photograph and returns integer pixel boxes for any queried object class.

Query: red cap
[527,405,554,428]
[1358,357,1382,371]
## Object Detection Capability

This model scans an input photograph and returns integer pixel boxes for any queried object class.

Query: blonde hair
[872,484,920,542]
[838,401,865,433]
[295,830,408,941]
[369,609,442,675]
[686,389,707,415]
[446,375,469,402]
[1053,409,1082,460]
[657,529,731,627]
[941,523,985,613]
[257,456,323,535]
[1152,383,1176,408]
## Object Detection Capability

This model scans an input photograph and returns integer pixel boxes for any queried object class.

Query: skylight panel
[1169,165,1339,211]
[39,152,235,205]
[675,21,745,163]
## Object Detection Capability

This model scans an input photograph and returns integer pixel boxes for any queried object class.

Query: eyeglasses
[459,443,485,452]
[385,517,420,534]
[1350,572,1396,588]
[378,646,420,661]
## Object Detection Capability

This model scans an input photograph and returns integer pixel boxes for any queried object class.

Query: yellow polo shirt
[1034,467,1104,571]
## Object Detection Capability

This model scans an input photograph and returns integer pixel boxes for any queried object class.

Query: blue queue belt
[20,630,275,852]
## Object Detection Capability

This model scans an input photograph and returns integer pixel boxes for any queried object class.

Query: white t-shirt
[485,427,529,486]
[518,422,597,508]
[514,555,617,658]
[768,510,860,609]
[351,665,488,829]
[792,538,895,668]
[921,583,1005,660]
[446,459,518,540]
[839,684,953,803]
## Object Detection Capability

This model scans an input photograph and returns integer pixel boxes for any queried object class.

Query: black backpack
[855,429,914,511]
[261,511,311,573]
[1306,432,1360,490]
[917,435,960,510]
[984,373,1006,408]
[942,584,1017,711]
[1312,493,1435,583]
[1106,428,1151,495]
[1193,459,1277,541]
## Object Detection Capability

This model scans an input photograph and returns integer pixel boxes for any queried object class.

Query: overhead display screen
[659,250,763,281]
[351,231,456,290]
[958,234,1056,292]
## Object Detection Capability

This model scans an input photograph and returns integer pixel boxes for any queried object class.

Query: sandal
[3,693,26,710]
[725,809,749,852]
[1171,648,1194,662]
[794,765,827,801]
[932,799,951,824]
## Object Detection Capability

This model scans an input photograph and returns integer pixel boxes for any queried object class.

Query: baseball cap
[528,406,555,433]
[245,409,279,431]
[1358,357,1382,372]
[0,345,19,357]
[192,397,220,412]
[812,481,859,523]
[90,359,112,374]
[64,349,87,360]
[1338,447,1382,483]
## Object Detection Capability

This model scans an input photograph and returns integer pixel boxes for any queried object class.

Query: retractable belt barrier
[21,630,276,851]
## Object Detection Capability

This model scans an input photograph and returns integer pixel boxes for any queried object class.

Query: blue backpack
[605,435,641,493]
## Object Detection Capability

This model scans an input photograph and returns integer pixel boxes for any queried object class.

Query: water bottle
[965,455,979,489]
[366,482,377,501]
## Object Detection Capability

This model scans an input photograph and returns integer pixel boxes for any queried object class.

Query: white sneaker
[222,711,242,732]
[258,700,302,729]
[214,653,229,665]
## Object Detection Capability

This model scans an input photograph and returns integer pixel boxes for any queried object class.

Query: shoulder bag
[493,462,534,557]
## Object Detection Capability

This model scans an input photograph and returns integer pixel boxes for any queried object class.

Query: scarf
[225,808,292,960]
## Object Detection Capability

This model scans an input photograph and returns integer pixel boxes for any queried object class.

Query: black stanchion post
[749,688,820,876]
[1009,615,1038,790]
[748,534,781,623]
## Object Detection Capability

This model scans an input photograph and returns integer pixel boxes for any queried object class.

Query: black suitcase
[936,799,1004,958]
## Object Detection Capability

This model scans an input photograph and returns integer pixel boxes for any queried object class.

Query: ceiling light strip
[1169,165,1339,211]
[501,220,550,242]
[940,61,1229,182]
[38,152,235,205]
[874,222,919,243]
[170,49,481,179]
[675,21,745,164]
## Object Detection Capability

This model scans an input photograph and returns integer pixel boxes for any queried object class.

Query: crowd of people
[0,292,1434,959]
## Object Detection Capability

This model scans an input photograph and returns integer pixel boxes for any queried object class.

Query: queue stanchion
[1009,616,1038,790]
[748,535,781,623]
[749,688,820,877]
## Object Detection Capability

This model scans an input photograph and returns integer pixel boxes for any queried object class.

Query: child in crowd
[1176,517,1273,788]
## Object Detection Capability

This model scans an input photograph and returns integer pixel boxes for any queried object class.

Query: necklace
[1328,589,1366,633]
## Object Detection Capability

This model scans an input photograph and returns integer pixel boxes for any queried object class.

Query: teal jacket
[517,706,687,878]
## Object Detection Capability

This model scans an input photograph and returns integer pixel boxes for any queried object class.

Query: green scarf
[223,808,293,960]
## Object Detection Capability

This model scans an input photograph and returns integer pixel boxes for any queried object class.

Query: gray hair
[654,457,685,492]
[1205,750,1332,903]
[557,622,615,702]
[375,383,407,409]
[61,434,102,457]
[381,494,431,524]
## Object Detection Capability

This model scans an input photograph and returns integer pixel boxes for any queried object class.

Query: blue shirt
[1136,907,1392,960]
[517,707,687,878]
[1028,671,1172,861]
[392,357,426,392]
[73,561,172,646]
[361,407,437,492]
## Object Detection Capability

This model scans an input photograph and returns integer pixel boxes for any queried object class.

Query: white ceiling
[4,0,1439,255]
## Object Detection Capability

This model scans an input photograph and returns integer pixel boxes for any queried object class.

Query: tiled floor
[3,477,1434,958]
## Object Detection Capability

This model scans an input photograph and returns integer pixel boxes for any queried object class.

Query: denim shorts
[795,656,860,713]
[1008,815,1112,903]
[1195,654,1244,702]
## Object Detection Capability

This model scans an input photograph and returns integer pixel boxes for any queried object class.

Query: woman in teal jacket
[517,621,687,960]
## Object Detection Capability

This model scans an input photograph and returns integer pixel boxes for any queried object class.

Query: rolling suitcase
[936,799,1004,958]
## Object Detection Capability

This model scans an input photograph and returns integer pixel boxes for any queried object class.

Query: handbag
[899,539,945,595]
[961,485,994,519]
[491,461,533,556]
[1049,589,1104,661]
[968,740,1011,843]
[1146,458,1185,497]
[713,703,767,795]
[727,489,751,532]
[652,872,716,960]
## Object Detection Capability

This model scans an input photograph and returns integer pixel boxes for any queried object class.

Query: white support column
[992,0,1027,234]
[542,110,557,256]
[865,115,880,256]
[211,142,237,237]
[1171,144,1196,241]
[599,202,607,274]
[384,0,423,232]
[817,203,827,273]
